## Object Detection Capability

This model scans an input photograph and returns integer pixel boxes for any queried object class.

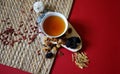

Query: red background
[0,0,120,74]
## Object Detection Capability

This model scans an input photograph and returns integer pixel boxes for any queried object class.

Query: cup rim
[40,12,68,38]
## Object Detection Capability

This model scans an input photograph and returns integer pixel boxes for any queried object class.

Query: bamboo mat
[0,0,73,74]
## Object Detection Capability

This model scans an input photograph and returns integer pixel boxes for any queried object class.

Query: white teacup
[40,12,68,38]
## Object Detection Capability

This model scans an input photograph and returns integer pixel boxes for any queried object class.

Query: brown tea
[43,16,65,36]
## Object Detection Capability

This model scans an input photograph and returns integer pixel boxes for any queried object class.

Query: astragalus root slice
[72,52,89,69]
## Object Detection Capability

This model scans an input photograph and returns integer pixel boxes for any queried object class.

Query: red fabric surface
[0,0,120,74]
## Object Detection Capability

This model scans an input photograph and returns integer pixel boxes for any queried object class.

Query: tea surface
[43,16,65,36]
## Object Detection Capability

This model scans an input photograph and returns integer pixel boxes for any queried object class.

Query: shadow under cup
[40,12,68,38]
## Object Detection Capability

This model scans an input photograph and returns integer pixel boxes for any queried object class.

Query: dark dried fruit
[65,37,81,49]
[65,39,72,47]
[45,52,54,58]
[67,28,72,34]
[70,42,77,49]
[72,37,81,43]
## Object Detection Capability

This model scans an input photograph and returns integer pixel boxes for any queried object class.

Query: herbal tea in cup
[40,12,68,38]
